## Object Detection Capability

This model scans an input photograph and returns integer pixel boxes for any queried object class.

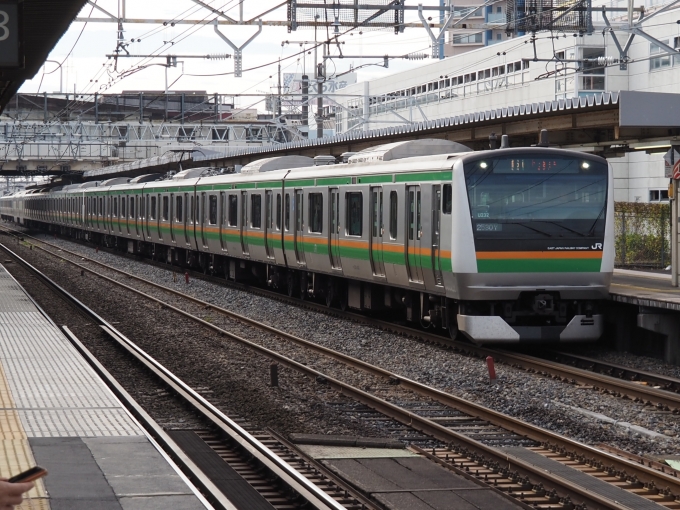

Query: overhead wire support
[213,19,263,77]
[602,0,680,70]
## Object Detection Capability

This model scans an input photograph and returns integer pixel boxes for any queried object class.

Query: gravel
[7,229,680,458]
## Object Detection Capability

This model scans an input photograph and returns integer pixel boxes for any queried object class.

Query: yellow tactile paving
[0,357,49,508]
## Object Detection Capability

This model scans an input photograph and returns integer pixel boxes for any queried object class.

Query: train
[0,138,614,344]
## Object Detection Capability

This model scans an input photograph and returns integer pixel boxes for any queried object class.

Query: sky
[19,0,445,112]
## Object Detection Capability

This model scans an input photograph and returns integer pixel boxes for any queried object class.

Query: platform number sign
[0,1,21,68]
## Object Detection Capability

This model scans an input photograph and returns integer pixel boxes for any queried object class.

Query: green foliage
[615,202,670,268]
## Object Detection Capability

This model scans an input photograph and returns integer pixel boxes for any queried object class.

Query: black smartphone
[8,466,47,483]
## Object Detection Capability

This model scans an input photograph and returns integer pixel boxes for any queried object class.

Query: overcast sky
[19,0,442,111]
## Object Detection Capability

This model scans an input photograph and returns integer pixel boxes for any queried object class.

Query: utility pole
[301,75,309,138]
[316,61,324,139]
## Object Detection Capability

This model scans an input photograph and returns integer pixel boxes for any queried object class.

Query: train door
[406,185,424,283]
[265,190,274,259]
[329,188,341,269]
[294,189,305,265]
[169,194,175,243]
[134,195,139,237]
[370,187,385,276]
[200,192,207,247]
[240,191,249,256]
[219,192,227,252]
[432,185,444,286]
[184,193,191,245]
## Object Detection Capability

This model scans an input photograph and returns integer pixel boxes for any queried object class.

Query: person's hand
[0,478,34,509]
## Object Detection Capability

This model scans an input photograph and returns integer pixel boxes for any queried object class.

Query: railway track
[0,241,364,510]
[4,227,680,509]
[5,226,680,413]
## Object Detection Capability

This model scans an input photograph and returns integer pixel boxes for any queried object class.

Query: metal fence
[615,204,671,268]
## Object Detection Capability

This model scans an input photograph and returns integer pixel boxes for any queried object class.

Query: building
[334,4,680,202]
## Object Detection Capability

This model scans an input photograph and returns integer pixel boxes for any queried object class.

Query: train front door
[370,187,385,276]
[294,189,306,265]
[406,185,424,283]
[329,188,341,269]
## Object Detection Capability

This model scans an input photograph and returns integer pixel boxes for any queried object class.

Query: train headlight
[581,162,590,169]
[479,161,488,169]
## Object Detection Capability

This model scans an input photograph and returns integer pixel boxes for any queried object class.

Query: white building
[334,5,680,202]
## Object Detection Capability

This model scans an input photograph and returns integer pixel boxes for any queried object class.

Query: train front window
[464,154,608,240]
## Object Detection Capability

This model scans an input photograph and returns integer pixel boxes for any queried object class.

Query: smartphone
[8,466,47,483]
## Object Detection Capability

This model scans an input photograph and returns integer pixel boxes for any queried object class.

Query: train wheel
[338,281,348,311]
[287,272,296,298]
[325,280,335,308]
[448,303,459,340]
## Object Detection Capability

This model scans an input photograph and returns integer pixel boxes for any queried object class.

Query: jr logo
[591,243,603,250]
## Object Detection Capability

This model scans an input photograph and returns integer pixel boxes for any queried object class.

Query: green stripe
[286,179,315,188]
[394,170,452,182]
[477,258,602,273]
[358,175,392,184]
[235,183,257,189]
[316,177,351,186]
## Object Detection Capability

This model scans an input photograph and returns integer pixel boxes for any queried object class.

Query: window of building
[309,193,323,233]
[176,196,183,222]
[162,196,169,221]
[649,189,669,202]
[251,194,261,228]
[650,41,671,69]
[496,33,502,40]
[228,195,238,226]
[347,192,362,236]
[209,195,218,224]
[496,6,502,12]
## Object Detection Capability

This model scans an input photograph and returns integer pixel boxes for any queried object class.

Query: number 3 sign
[0,1,21,68]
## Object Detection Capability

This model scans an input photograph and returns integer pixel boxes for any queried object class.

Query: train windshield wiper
[503,222,552,237]
[532,220,586,237]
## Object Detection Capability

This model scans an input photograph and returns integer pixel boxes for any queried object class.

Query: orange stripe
[476,251,602,260]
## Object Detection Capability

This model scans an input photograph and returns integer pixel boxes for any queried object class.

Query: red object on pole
[486,356,497,382]
[184,271,189,284]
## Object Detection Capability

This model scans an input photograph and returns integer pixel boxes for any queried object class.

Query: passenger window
[308,193,323,233]
[121,197,126,218]
[150,196,157,220]
[176,195,183,222]
[162,196,169,221]
[130,197,135,218]
[209,195,218,225]
[346,192,362,236]
[285,194,290,231]
[251,194,262,228]
[228,195,238,226]
[113,197,118,217]
[443,184,452,214]
[389,191,398,239]
[276,194,281,230]
[190,195,195,223]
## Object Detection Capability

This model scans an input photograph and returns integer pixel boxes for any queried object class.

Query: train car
[0,138,614,344]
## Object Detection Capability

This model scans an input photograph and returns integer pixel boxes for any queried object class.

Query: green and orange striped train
[0,139,614,344]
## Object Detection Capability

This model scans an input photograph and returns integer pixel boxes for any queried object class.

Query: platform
[0,264,207,510]
[611,268,680,310]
